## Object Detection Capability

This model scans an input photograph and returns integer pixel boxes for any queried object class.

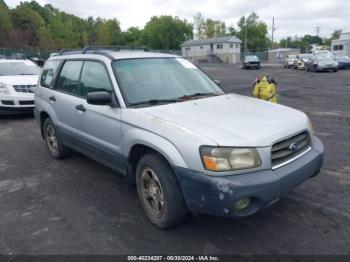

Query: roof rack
[57,46,149,59]
[58,48,82,55]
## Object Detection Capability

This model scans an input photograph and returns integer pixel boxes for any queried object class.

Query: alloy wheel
[140,167,165,218]
[46,125,58,154]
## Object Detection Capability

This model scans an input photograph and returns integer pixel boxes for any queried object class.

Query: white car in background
[0,59,41,115]
[284,55,297,68]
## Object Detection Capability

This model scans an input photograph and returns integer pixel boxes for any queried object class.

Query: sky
[5,0,350,40]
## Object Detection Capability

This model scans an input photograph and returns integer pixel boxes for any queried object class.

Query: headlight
[200,146,262,172]
[0,83,10,95]
[307,118,315,134]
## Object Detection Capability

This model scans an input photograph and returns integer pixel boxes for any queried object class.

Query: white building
[181,36,242,64]
[331,28,350,56]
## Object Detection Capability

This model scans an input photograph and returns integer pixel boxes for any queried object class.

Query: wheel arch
[39,111,51,139]
[125,134,188,188]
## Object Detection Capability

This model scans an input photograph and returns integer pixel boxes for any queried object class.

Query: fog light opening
[234,197,251,211]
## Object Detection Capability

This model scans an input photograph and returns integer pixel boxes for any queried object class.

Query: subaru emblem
[289,143,298,151]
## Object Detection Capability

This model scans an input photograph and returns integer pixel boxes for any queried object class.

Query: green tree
[193,12,229,39]
[11,4,46,47]
[193,12,205,39]
[203,19,226,38]
[123,27,143,47]
[0,4,12,47]
[227,26,237,36]
[143,16,193,49]
[324,29,341,46]
[95,18,123,46]
[237,12,269,52]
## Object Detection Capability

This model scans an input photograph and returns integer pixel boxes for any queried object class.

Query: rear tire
[136,153,188,229]
[43,118,71,159]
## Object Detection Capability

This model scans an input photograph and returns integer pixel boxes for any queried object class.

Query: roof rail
[56,46,149,59]
[58,48,82,55]
[82,46,149,53]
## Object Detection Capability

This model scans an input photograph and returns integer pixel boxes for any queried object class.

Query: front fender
[122,127,188,169]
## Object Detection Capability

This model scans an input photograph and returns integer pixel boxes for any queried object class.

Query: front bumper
[316,65,338,71]
[0,105,34,115]
[174,136,324,218]
[0,94,35,115]
[244,63,260,68]
[338,63,350,69]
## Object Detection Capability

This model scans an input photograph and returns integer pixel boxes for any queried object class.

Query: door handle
[49,96,56,102]
[75,104,86,112]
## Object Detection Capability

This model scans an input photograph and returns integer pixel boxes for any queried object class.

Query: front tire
[136,153,188,229]
[43,118,71,159]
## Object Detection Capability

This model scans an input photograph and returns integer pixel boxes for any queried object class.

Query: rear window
[0,60,41,76]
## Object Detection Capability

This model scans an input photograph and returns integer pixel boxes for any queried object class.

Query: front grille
[13,85,36,93]
[19,100,34,105]
[1,100,15,105]
[271,131,311,169]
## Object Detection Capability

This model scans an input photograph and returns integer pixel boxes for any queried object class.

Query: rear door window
[79,61,112,97]
[56,61,83,95]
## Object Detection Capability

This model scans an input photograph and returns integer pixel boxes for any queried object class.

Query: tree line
[279,30,342,51]
[0,0,340,52]
[0,0,193,50]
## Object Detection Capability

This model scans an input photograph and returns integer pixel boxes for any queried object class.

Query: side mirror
[214,80,221,86]
[87,91,112,106]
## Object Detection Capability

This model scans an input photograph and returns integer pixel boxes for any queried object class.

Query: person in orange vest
[252,75,278,103]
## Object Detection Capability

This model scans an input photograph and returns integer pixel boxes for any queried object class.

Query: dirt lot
[0,64,349,255]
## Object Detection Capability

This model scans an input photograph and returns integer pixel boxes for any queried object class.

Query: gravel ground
[0,64,349,255]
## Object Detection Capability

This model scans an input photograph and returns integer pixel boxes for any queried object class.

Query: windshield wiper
[178,92,220,100]
[129,98,181,107]
[20,74,36,75]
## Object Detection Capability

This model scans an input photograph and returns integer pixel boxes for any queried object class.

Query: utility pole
[316,26,320,37]
[244,18,248,55]
[271,17,276,50]
[315,26,320,49]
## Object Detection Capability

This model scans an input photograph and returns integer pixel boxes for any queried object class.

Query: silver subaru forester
[34,48,324,229]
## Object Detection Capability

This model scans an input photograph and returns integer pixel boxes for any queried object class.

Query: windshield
[0,60,41,76]
[314,50,331,57]
[245,56,259,61]
[112,58,224,107]
[288,55,296,59]
[317,56,333,61]
[300,54,311,59]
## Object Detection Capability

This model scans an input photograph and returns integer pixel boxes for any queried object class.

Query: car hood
[141,94,309,147]
[0,75,39,85]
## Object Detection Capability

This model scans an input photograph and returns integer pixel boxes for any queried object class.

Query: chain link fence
[240,51,269,63]
[0,48,58,60]
[0,48,181,60]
